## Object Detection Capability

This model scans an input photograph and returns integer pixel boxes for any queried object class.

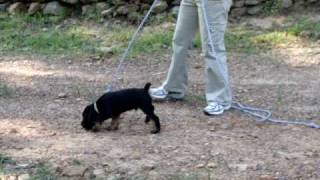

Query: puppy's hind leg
[106,116,121,131]
[141,105,161,134]
[145,116,150,124]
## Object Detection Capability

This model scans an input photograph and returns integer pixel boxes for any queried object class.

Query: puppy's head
[81,104,99,131]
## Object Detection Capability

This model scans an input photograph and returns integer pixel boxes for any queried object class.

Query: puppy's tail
[144,82,151,92]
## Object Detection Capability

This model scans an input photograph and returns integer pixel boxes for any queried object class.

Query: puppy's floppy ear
[82,105,90,118]
[81,104,96,130]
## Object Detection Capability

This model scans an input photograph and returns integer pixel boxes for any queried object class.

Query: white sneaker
[204,102,231,115]
[149,87,184,100]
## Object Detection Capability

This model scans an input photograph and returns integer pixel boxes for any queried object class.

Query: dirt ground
[1,18,320,179]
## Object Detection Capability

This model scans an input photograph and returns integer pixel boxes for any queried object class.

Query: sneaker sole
[203,105,231,116]
[203,110,224,116]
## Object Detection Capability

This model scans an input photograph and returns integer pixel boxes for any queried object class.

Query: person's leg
[197,0,232,111]
[160,0,199,98]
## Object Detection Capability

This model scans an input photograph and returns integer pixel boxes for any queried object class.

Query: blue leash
[231,102,320,129]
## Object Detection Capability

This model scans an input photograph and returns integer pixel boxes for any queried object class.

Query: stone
[258,175,277,180]
[9,128,18,134]
[32,0,47,3]
[154,1,168,13]
[62,166,88,177]
[28,2,42,15]
[229,164,249,171]
[93,169,106,178]
[43,1,70,16]
[143,164,156,171]
[230,7,247,18]
[58,92,67,98]
[8,2,27,15]
[80,0,98,4]
[96,2,109,13]
[220,123,233,130]
[247,18,274,29]
[247,6,262,15]
[61,0,79,4]
[8,175,17,180]
[81,4,95,16]
[195,164,205,168]
[233,0,245,8]
[0,3,9,12]
[281,0,293,9]
[245,0,261,5]
[172,0,181,5]
[18,174,30,180]
[207,162,217,168]
[101,8,114,17]
[128,11,141,23]
[140,3,150,11]
[116,5,128,15]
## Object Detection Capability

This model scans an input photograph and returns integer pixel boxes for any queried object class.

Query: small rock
[300,31,312,38]
[229,164,249,172]
[230,7,247,18]
[247,6,262,15]
[28,2,42,15]
[193,65,202,69]
[8,175,17,180]
[101,8,114,17]
[209,126,216,132]
[61,0,79,5]
[9,128,18,134]
[8,2,27,15]
[143,162,156,171]
[281,0,293,9]
[255,163,263,170]
[154,1,168,13]
[233,0,245,7]
[18,174,30,180]
[43,1,70,16]
[220,123,232,130]
[0,3,9,12]
[98,47,114,55]
[58,93,67,98]
[15,163,32,169]
[258,175,276,180]
[200,155,206,160]
[93,169,106,178]
[116,5,129,15]
[245,0,260,5]
[195,164,205,168]
[207,162,217,168]
[81,4,95,16]
[96,2,109,13]
[62,166,88,177]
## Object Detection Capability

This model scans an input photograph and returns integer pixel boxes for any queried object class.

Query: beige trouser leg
[162,0,232,105]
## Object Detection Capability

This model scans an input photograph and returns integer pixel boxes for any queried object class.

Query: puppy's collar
[93,102,100,114]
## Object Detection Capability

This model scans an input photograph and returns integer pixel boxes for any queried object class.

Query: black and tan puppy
[81,83,160,134]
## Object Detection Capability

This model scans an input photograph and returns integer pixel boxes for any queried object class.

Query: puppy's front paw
[92,128,100,132]
[106,126,119,131]
[150,129,160,134]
